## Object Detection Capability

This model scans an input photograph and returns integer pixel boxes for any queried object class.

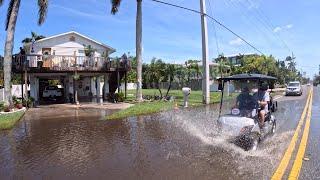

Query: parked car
[285,81,302,96]
[42,86,63,98]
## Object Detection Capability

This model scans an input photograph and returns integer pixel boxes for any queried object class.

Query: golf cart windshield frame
[217,73,276,117]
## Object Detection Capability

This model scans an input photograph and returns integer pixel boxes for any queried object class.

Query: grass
[0,110,25,130]
[106,89,236,120]
[106,101,173,120]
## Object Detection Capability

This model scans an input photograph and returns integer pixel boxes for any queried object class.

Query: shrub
[0,101,5,112]
[22,97,35,108]
[116,92,124,102]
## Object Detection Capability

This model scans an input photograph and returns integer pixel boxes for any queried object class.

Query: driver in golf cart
[254,82,270,129]
[234,86,255,117]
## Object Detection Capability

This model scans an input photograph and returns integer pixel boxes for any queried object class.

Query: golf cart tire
[235,133,259,151]
[271,101,278,112]
[247,133,259,151]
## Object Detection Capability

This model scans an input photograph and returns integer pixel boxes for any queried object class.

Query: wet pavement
[300,86,320,180]
[0,87,313,180]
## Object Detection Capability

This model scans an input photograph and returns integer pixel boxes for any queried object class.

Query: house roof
[26,31,116,53]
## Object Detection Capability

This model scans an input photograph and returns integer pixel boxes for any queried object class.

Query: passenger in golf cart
[254,82,270,130]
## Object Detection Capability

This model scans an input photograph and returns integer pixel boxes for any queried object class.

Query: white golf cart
[217,74,278,151]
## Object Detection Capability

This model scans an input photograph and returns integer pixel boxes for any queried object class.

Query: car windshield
[288,83,300,87]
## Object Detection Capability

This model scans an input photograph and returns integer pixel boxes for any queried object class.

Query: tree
[165,64,175,97]
[185,60,201,83]
[151,58,166,98]
[22,31,46,44]
[83,44,96,57]
[313,74,320,86]
[175,64,187,87]
[1,0,48,105]
[126,56,137,83]
[216,54,230,78]
[111,0,143,102]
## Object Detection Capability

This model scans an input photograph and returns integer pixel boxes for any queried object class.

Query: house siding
[29,32,111,57]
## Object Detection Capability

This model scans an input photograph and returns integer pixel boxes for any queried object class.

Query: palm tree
[22,31,46,44]
[111,0,143,102]
[0,0,48,106]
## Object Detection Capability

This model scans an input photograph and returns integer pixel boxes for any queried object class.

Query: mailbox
[182,87,191,107]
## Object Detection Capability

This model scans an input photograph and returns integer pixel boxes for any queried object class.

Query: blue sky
[0,0,319,77]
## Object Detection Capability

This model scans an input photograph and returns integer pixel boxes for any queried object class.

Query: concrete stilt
[104,74,109,100]
[96,76,103,104]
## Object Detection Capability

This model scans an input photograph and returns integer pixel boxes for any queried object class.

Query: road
[0,86,318,179]
[300,86,320,179]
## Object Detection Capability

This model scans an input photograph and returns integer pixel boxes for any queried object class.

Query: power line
[149,0,265,55]
[226,0,291,54]
[239,0,292,53]
[224,0,275,49]
[206,0,220,56]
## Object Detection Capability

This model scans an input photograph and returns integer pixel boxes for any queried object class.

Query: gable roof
[30,31,116,53]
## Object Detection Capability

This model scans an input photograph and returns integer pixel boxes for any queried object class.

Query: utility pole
[200,0,210,104]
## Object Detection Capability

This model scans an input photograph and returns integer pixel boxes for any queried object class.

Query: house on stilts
[12,31,129,105]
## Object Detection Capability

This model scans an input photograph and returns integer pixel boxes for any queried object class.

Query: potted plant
[15,99,23,109]
[4,105,10,112]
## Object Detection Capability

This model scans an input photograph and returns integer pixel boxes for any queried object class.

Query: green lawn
[0,110,25,130]
[125,89,222,106]
[106,89,235,120]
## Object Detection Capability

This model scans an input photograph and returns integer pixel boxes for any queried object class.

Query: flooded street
[0,88,311,180]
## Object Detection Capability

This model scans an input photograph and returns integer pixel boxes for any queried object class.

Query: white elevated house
[13,31,129,105]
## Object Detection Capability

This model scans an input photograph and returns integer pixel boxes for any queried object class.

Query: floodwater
[0,92,308,180]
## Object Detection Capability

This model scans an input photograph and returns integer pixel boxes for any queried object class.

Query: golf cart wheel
[271,104,275,112]
[246,133,259,151]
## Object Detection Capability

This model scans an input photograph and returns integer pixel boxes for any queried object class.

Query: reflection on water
[0,100,302,179]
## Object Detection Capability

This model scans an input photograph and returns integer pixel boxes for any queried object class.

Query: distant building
[214,53,257,66]
[12,31,129,105]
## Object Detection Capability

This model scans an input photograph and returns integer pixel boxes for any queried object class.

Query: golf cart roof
[219,73,277,81]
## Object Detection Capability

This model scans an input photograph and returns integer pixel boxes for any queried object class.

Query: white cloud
[273,24,293,33]
[286,24,293,29]
[229,38,244,46]
[273,27,282,33]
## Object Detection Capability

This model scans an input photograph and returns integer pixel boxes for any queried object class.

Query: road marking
[288,88,313,180]
[271,89,312,180]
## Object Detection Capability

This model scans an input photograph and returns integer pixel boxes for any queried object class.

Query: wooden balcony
[12,54,130,73]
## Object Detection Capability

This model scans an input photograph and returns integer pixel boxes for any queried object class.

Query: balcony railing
[12,54,130,72]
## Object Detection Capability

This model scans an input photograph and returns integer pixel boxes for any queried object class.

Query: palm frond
[22,37,32,43]
[31,31,37,38]
[111,0,121,14]
[37,0,48,25]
